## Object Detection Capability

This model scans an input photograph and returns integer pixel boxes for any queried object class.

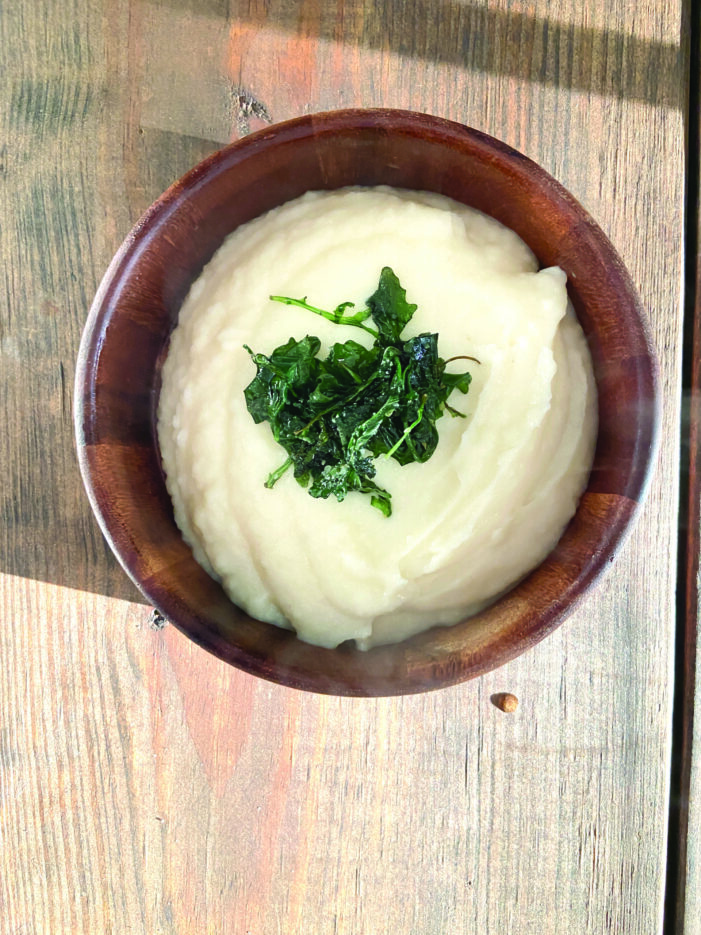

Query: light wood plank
[0,1,686,932]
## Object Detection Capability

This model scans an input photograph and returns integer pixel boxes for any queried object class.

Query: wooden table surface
[1,1,691,933]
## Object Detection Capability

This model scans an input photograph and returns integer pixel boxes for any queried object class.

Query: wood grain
[0,0,687,932]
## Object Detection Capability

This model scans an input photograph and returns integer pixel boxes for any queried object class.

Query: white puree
[158,188,597,649]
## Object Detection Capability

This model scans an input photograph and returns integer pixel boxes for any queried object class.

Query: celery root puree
[157,188,597,649]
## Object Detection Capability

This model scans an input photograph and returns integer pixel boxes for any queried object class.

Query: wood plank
[0,1,686,933]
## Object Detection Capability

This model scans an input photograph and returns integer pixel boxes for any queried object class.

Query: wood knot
[148,609,168,630]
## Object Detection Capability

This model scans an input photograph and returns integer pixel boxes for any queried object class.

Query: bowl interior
[75,109,657,696]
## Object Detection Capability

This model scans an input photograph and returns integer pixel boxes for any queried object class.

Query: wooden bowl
[75,109,658,696]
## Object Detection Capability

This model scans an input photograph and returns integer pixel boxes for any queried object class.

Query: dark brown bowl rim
[75,108,659,695]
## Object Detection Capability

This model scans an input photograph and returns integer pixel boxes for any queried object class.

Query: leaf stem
[444,354,481,365]
[270,295,379,337]
[385,397,427,459]
[265,457,293,488]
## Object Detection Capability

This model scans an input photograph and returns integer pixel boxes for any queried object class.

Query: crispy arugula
[243,267,475,517]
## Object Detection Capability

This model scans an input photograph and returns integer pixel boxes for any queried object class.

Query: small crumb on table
[492,692,519,713]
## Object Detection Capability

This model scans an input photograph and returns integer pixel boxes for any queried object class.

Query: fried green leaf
[243,268,474,516]
[366,266,419,343]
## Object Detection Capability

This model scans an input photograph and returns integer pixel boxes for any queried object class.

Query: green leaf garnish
[244,267,475,516]
[366,266,418,343]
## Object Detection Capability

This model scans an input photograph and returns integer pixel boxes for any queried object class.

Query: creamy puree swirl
[157,188,597,649]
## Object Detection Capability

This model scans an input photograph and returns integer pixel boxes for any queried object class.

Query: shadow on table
[167,0,685,110]
[1,129,225,606]
[1,453,149,606]
[1,0,687,605]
